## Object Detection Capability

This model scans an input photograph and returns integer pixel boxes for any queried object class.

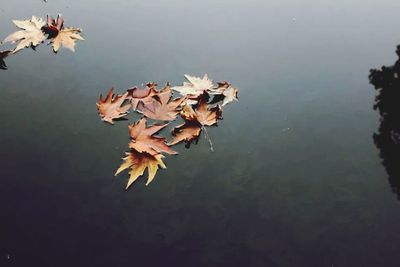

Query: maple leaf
[137,84,186,121]
[172,74,232,105]
[50,27,84,52]
[172,74,214,97]
[170,121,202,148]
[128,117,177,155]
[0,50,12,70]
[170,93,222,147]
[212,82,239,106]
[115,150,166,188]
[43,15,83,52]
[3,16,47,54]
[97,88,131,124]
[128,82,158,110]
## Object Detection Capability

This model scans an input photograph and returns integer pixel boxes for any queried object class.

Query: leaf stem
[202,126,214,152]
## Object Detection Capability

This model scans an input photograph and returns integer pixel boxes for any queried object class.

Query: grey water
[1,0,400,266]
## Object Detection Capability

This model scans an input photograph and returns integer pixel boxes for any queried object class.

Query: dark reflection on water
[370,46,400,199]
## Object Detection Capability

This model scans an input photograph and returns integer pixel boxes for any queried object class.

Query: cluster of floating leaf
[97,74,238,189]
[0,15,84,70]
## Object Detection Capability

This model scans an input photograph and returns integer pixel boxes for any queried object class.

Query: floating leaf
[138,84,185,121]
[128,82,158,110]
[97,75,238,190]
[172,74,231,105]
[128,117,177,155]
[214,82,239,106]
[169,120,202,148]
[3,16,47,54]
[172,74,214,97]
[115,150,166,189]
[97,88,131,124]
[42,14,84,52]
[50,27,84,52]
[170,93,222,147]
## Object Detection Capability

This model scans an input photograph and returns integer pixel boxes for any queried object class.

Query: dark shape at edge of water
[370,45,400,199]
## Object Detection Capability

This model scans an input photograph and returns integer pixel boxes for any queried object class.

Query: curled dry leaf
[138,84,186,121]
[0,50,12,70]
[3,16,47,54]
[170,93,222,147]
[115,150,166,189]
[128,82,158,110]
[128,117,177,155]
[97,88,131,124]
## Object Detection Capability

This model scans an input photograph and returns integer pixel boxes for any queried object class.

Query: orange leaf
[128,117,177,155]
[170,93,222,147]
[128,82,158,110]
[115,150,166,189]
[138,84,185,121]
[97,88,131,124]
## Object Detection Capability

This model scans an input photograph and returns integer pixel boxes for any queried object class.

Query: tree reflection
[369,45,400,199]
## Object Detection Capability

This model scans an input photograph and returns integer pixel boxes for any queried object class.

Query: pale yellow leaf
[3,16,47,54]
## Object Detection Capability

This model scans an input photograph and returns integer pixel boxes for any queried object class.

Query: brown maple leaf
[115,150,166,188]
[170,93,222,147]
[128,117,177,155]
[128,82,158,110]
[97,88,131,124]
[0,50,12,70]
[3,16,47,54]
[137,84,186,121]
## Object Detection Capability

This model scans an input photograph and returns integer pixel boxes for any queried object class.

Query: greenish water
[1,0,400,266]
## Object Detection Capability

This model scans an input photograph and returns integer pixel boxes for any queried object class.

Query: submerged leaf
[115,150,166,188]
[138,84,185,121]
[128,117,177,155]
[97,88,131,124]
[3,16,47,53]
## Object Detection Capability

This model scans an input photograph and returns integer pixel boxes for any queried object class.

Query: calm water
[1,0,400,266]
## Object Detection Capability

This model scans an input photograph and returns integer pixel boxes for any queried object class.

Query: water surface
[1,0,400,266]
